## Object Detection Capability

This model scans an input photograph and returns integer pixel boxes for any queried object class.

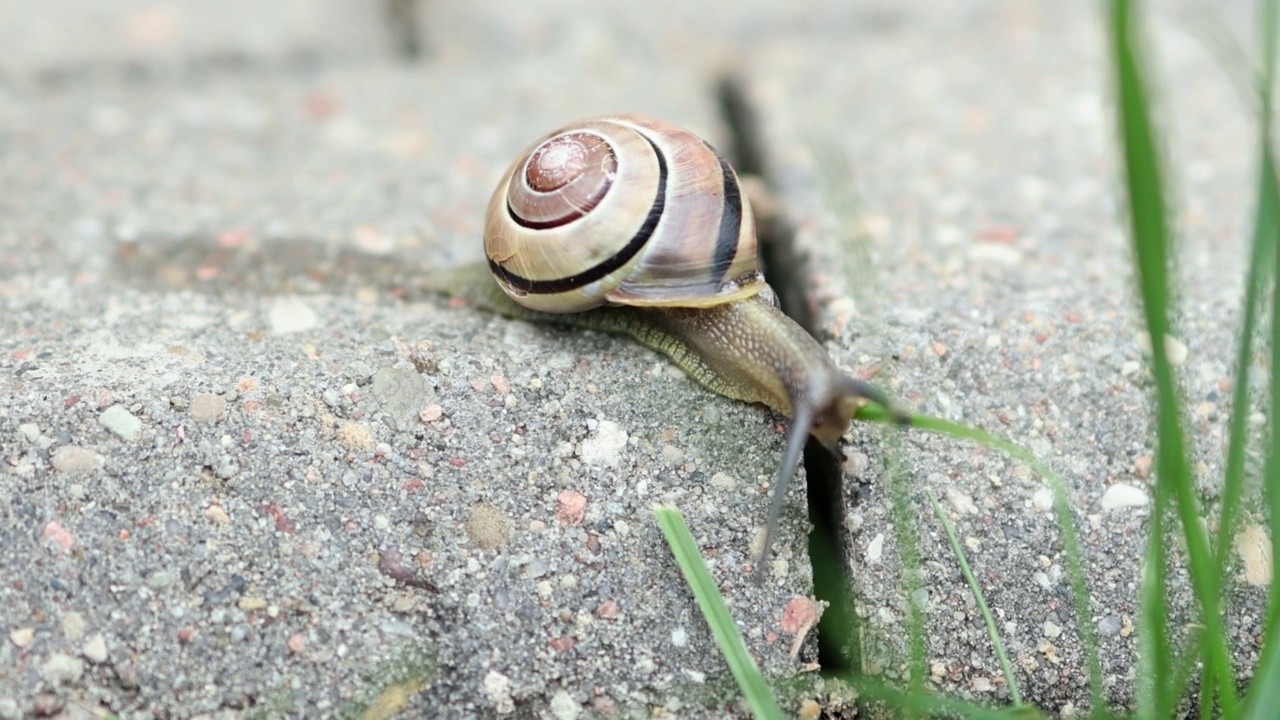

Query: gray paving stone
[0,0,1265,717]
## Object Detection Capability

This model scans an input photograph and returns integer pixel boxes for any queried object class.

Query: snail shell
[484,115,765,313]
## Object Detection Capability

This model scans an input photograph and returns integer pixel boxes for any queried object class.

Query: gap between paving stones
[716,76,865,674]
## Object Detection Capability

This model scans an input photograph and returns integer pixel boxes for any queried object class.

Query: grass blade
[1244,601,1280,718]
[654,506,785,720]
[857,406,1106,711]
[1109,0,1239,712]
[925,491,1022,706]
[1136,489,1168,720]
[1215,105,1279,612]
[882,427,929,694]
[1258,0,1280,684]
[1218,0,1280,613]
[1258,147,1280,716]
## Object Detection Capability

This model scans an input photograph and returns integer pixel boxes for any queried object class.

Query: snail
[430,114,902,575]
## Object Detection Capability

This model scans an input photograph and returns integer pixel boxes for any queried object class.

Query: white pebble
[1134,332,1188,366]
[51,446,101,473]
[61,611,85,641]
[189,393,227,424]
[944,488,978,515]
[268,297,319,334]
[1032,487,1055,511]
[1101,483,1149,510]
[670,627,688,647]
[549,689,581,720]
[580,420,628,468]
[43,653,85,683]
[83,634,108,663]
[482,670,514,714]
[9,627,34,648]
[709,472,736,489]
[967,243,1024,266]
[99,405,142,441]
[865,533,885,563]
[1236,525,1273,586]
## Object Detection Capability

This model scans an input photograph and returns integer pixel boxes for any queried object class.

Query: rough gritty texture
[751,1,1264,714]
[0,1,1266,718]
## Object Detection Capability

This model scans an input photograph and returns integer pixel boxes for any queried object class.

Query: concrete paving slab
[1,0,1267,717]
[0,13,823,720]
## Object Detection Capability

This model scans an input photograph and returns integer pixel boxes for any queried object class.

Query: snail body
[446,114,897,574]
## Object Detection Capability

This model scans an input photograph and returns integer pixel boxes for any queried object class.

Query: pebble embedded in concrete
[98,405,142,440]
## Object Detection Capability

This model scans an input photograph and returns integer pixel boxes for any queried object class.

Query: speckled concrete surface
[0,5,824,719]
[0,1,1268,718]
[746,1,1264,713]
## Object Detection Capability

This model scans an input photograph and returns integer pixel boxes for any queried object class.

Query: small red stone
[42,521,76,553]
[260,504,296,534]
[556,491,587,527]
[549,634,577,652]
[781,598,820,635]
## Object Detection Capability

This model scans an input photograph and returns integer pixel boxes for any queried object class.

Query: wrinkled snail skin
[465,113,898,576]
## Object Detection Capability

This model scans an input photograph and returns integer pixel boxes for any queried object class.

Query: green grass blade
[1260,150,1280,714]
[654,505,785,720]
[1218,0,1280,613]
[925,491,1023,706]
[884,427,929,695]
[1262,0,1280,676]
[1216,122,1278,607]
[1136,493,1168,720]
[1244,603,1280,718]
[857,406,1106,711]
[1265,135,1280,702]
[1109,0,1239,711]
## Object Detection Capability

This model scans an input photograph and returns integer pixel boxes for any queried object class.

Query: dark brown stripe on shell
[710,146,742,281]
[505,181,610,230]
[491,133,669,296]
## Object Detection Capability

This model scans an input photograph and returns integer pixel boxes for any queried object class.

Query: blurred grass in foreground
[659,0,1280,717]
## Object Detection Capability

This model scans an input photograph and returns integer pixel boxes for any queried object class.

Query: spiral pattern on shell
[483,114,764,313]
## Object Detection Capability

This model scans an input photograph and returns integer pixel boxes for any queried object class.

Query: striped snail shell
[483,115,766,314]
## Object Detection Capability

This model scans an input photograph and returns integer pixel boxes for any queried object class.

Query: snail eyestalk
[756,400,815,581]
[752,370,904,582]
